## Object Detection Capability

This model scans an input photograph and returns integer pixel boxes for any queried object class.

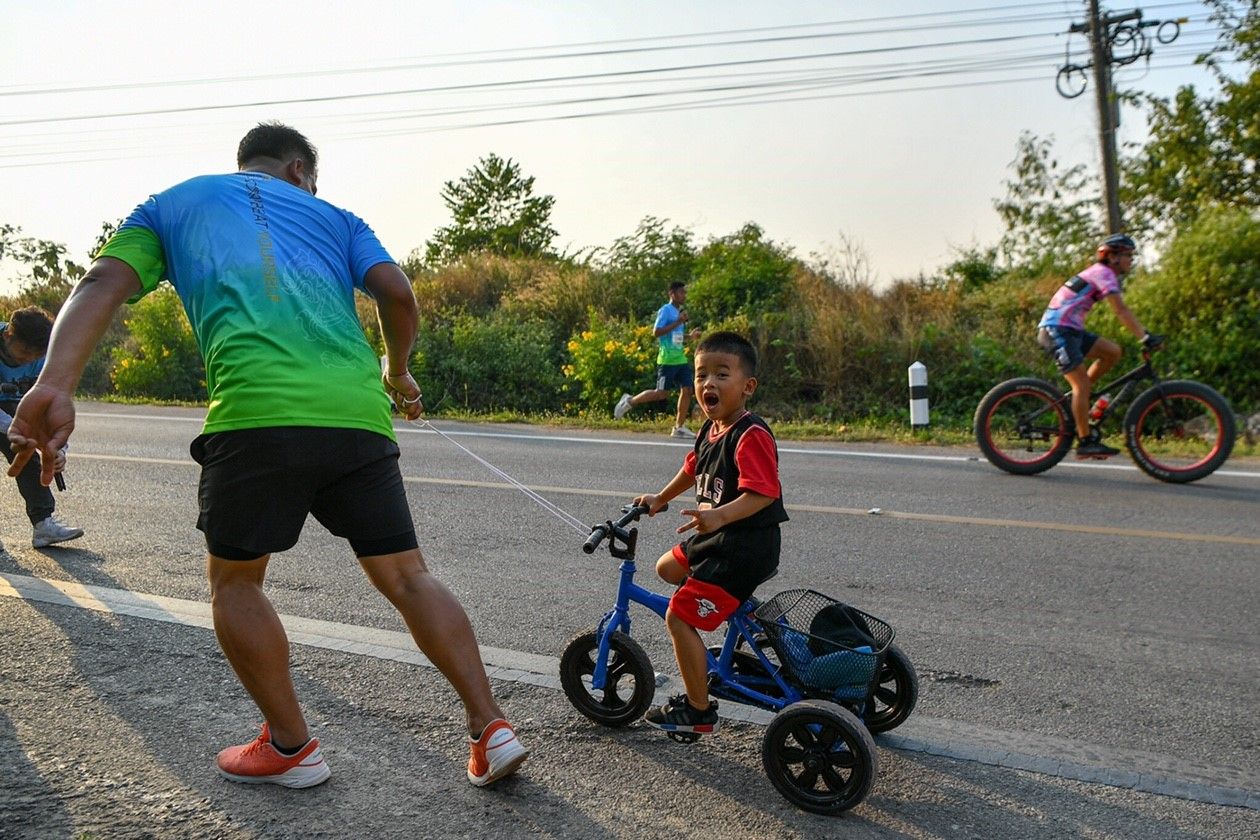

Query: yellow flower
[603,340,617,354]
[581,331,594,341]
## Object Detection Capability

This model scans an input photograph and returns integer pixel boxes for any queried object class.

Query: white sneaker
[614,393,633,419]
[32,515,84,548]
[671,425,695,439]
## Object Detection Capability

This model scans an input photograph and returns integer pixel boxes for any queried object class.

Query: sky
[0,1,1233,294]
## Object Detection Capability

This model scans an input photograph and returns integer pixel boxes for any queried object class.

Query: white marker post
[908,361,929,430]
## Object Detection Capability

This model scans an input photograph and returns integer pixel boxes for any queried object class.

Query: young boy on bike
[632,331,789,735]
[1037,234,1163,458]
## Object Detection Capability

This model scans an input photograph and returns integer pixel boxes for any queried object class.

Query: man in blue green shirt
[614,281,702,438]
[6,123,526,790]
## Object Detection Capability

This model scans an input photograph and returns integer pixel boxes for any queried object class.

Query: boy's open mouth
[702,392,720,408]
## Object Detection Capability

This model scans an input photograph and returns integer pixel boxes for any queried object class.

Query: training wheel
[667,731,701,745]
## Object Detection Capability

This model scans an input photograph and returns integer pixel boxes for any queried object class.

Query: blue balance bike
[560,505,919,815]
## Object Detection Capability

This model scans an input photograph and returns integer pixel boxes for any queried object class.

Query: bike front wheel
[974,378,1074,475]
[560,630,656,727]
[1124,380,1237,483]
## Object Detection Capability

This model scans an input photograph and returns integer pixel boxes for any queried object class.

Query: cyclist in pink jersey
[1036,234,1163,458]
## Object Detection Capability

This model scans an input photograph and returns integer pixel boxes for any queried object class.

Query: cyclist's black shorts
[190,427,417,560]
[1038,326,1098,375]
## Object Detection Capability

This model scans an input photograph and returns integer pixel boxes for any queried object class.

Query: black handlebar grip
[54,473,66,491]
[582,526,608,554]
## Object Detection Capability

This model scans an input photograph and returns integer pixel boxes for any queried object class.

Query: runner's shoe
[645,694,719,734]
[32,515,83,548]
[216,723,330,788]
[467,719,528,787]
[671,425,695,439]
[614,393,633,419]
[1076,432,1120,459]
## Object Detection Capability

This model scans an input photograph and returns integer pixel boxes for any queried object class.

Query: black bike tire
[864,643,919,734]
[761,699,878,815]
[1123,380,1237,483]
[974,378,1074,475]
[560,630,656,727]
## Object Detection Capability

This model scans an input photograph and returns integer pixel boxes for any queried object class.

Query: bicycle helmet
[1097,233,1137,260]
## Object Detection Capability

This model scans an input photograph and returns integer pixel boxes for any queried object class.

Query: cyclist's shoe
[216,723,330,788]
[467,718,528,787]
[32,515,84,548]
[671,425,696,439]
[645,694,720,734]
[1076,432,1120,459]
[614,393,633,419]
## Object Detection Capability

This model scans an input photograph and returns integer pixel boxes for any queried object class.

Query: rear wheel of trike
[560,630,656,727]
[762,700,878,815]
[974,378,1074,475]
[1124,380,1237,483]
[864,644,918,734]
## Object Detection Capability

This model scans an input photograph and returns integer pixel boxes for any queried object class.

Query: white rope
[405,417,591,536]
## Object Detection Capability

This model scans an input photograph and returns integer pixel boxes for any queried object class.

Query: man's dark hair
[668,281,687,292]
[7,306,53,353]
[696,331,757,376]
[237,122,318,172]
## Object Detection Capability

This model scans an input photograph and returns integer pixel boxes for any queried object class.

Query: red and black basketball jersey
[683,411,789,531]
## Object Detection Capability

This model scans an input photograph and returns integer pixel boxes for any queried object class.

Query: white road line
[76,410,1260,478]
[2,571,1255,810]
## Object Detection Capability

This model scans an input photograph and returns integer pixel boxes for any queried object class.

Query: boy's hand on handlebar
[633,493,668,516]
[677,507,724,535]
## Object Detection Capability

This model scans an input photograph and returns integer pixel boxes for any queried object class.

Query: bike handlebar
[582,503,663,554]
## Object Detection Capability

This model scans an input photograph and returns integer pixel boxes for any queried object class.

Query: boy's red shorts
[667,527,779,631]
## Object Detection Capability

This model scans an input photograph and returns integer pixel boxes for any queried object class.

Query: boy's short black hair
[7,306,53,352]
[237,122,318,172]
[696,331,757,376]
[668,281,686,292]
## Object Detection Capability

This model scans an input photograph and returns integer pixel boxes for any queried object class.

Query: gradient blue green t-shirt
[98,171,395,438]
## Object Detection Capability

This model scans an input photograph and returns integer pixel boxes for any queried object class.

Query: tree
[992,132,1100,276]
[425,154,557,265]
[595,216,696,319]
[1122,2,1260,239]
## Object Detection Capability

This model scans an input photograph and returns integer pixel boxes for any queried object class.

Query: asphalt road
[1,403,1257,839]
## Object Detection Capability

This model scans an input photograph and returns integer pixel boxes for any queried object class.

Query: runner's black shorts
[656,363,693,391]
[190,427,417,560]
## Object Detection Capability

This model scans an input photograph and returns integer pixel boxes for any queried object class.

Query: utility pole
[1087,0,1124,234]
[1056,4,1186,234]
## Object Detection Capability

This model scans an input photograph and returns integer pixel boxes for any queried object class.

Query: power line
[0,31,1064,128]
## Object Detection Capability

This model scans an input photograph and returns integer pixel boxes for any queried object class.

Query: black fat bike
[974,349,1236,483]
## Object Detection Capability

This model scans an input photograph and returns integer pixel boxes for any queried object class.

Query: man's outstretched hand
[7,384,75,487]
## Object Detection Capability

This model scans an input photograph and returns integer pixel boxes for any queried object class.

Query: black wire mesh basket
[753,589,894,700]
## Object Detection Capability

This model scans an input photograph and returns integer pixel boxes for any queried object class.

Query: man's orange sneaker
[467,718,528,787]
[216,723,331,789]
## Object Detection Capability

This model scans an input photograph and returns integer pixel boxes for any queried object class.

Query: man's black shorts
[656,363,693,391]
[190,427,416,559]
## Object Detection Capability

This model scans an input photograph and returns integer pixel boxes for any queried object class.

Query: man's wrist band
[402,394,422,406]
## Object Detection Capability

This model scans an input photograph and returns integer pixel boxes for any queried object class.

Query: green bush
[688,224,796,325]
[415,309,564,412]
[1121,207,1260,411]
[563,316,656,415]
[110,287,205,401]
